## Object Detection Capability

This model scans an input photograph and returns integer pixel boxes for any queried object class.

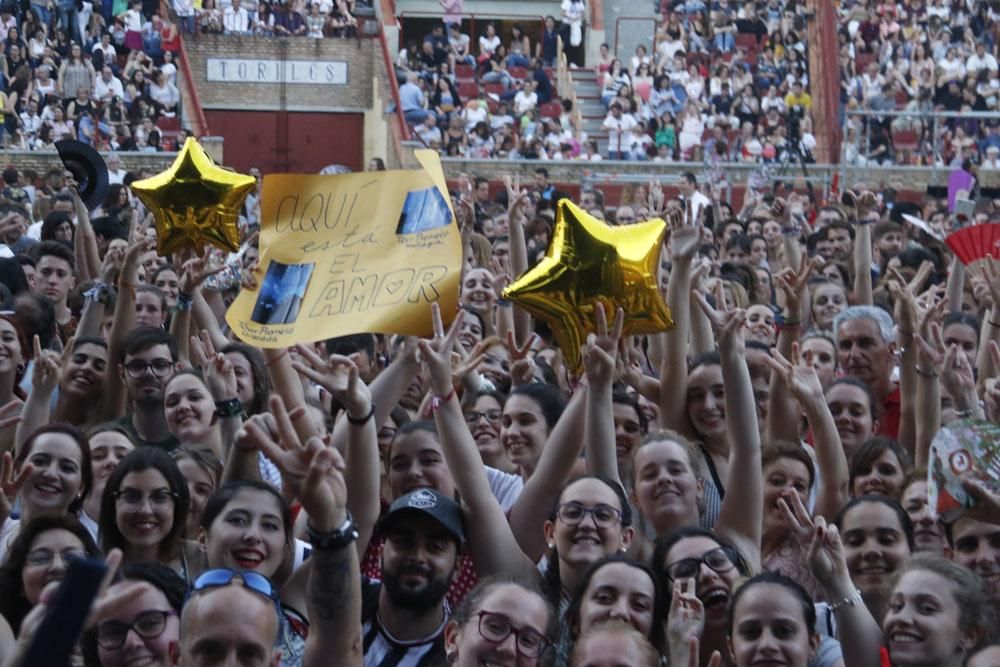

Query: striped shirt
[361,580,448,667]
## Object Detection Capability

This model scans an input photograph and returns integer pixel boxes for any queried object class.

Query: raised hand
[913,321,946,374]
[248,395,320,498]
[777,487,816,547]
[694,281,747,351]
[31,334,72,397]
[940,343,977,407]
[0,451,32,526]
[764,344,824,405]
[666,578,705,651]
[190,331,238,401]
[292,346,372,417]
[583,302,624,386]
[299,444,349,531]
[668,203,701,262]
[179,246,226,295]
[774,256,815,316]
[806,516,850,590]
[99,243,125,285]
[416,303,466,398]
[507,331,537,387]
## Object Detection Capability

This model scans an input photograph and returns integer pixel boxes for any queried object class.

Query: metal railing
[396,10,547,56]
[841,108,1000,189]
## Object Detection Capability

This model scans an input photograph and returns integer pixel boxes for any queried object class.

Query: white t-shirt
[485,467,523,512]
[603,112,638,153]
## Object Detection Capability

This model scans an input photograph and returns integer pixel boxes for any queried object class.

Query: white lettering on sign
[206,59,348,84]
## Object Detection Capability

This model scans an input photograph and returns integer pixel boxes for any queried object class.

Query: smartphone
[22,557,106,666]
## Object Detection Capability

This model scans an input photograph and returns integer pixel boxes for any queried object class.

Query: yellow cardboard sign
[225,150,461,347]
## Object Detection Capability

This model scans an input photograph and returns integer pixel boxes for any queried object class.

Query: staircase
[570,68,608,154]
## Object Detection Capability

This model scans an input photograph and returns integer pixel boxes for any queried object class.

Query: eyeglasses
[114,488,178,510]
[190,569,280,612]
[464,409,502,425]
[664,546,738,582]
[476,611,550,658]
[96,610,175,649]
[25,547,86,567]
[123,359,173,378]
[555,502,622,528]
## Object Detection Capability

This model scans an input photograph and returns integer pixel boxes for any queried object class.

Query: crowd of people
[400,0,820,164]
[0,151,998,667]
[190,0,365,38]
[0,0,187,151]
[839,0,1000,168]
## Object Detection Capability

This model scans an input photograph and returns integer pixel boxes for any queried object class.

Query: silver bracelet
[828,588,862,613]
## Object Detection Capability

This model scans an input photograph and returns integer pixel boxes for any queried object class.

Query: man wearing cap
[362,488,464,666]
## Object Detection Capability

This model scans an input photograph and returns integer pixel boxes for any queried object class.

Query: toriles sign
[206,58,348,84]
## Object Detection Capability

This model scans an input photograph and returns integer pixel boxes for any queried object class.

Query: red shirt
[876,386,901,441]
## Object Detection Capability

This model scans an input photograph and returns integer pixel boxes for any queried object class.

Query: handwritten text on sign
[206,58,348,85]
[224,150,462,347]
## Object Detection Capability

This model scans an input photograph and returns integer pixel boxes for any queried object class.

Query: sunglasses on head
[189,569,281,614]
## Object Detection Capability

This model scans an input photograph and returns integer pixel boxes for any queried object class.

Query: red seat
[735,33,759,51]
[157,116,181,131]
[455,64,475,79]
[855,51,876,72]
[892,130,920,150]
[540,100,562,118]
[458,81,479,99]
[487,100,499,114]
[483,82,505,96]
[894,89,909,108]
[508,66,528,80]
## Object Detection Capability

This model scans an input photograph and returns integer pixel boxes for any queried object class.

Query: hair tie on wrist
[347,402,375,425]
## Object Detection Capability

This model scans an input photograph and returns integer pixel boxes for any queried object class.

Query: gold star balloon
[131,137,256,256]
[503,198,674,372]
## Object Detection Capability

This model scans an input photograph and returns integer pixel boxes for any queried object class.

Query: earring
[620,545,628,552]
[547,543,554,549]
[16,364,25,374]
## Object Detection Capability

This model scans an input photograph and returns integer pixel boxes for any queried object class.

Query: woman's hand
[668,203,701,262]
[190,331,238,402]
[774,255,815,316]
[666,577,705,649]
[31,335,71,397]
[507,331,537,387]
[179,246,225,295]
[694,281,746,353]
[0,452,32,527]
[582,302,624,387]
[292,346,372,419]
[777,487,816,547]
[416,303,466,398]
[764,343,824,407]
[807,516,851,591]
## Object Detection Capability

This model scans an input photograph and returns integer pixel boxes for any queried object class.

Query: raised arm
[765,346,848,520]
[12,337,66,453]
[807,517,883,667]
[694,287,762,570]
[508,385,588,561]
[852,192,876,306]
[420,305,538,579]
[504,176,533,346]
[99,237,153,421]
[912,323,945,469]
[583,303,624,483]
[72,190,100,282]
[659,205,700,434]
[291,349,380,555]
[300,443,363,667]
[767,258,814,443]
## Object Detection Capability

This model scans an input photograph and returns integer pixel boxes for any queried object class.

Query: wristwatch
[307,512,358,551]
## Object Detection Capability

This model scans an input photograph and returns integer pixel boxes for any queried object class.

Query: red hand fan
[945,224,1000,265]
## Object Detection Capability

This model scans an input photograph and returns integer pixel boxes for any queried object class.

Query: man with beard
[363,488,464,666]
[115,327,180,450]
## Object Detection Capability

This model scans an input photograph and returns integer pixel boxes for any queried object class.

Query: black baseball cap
[377,488,465,546]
